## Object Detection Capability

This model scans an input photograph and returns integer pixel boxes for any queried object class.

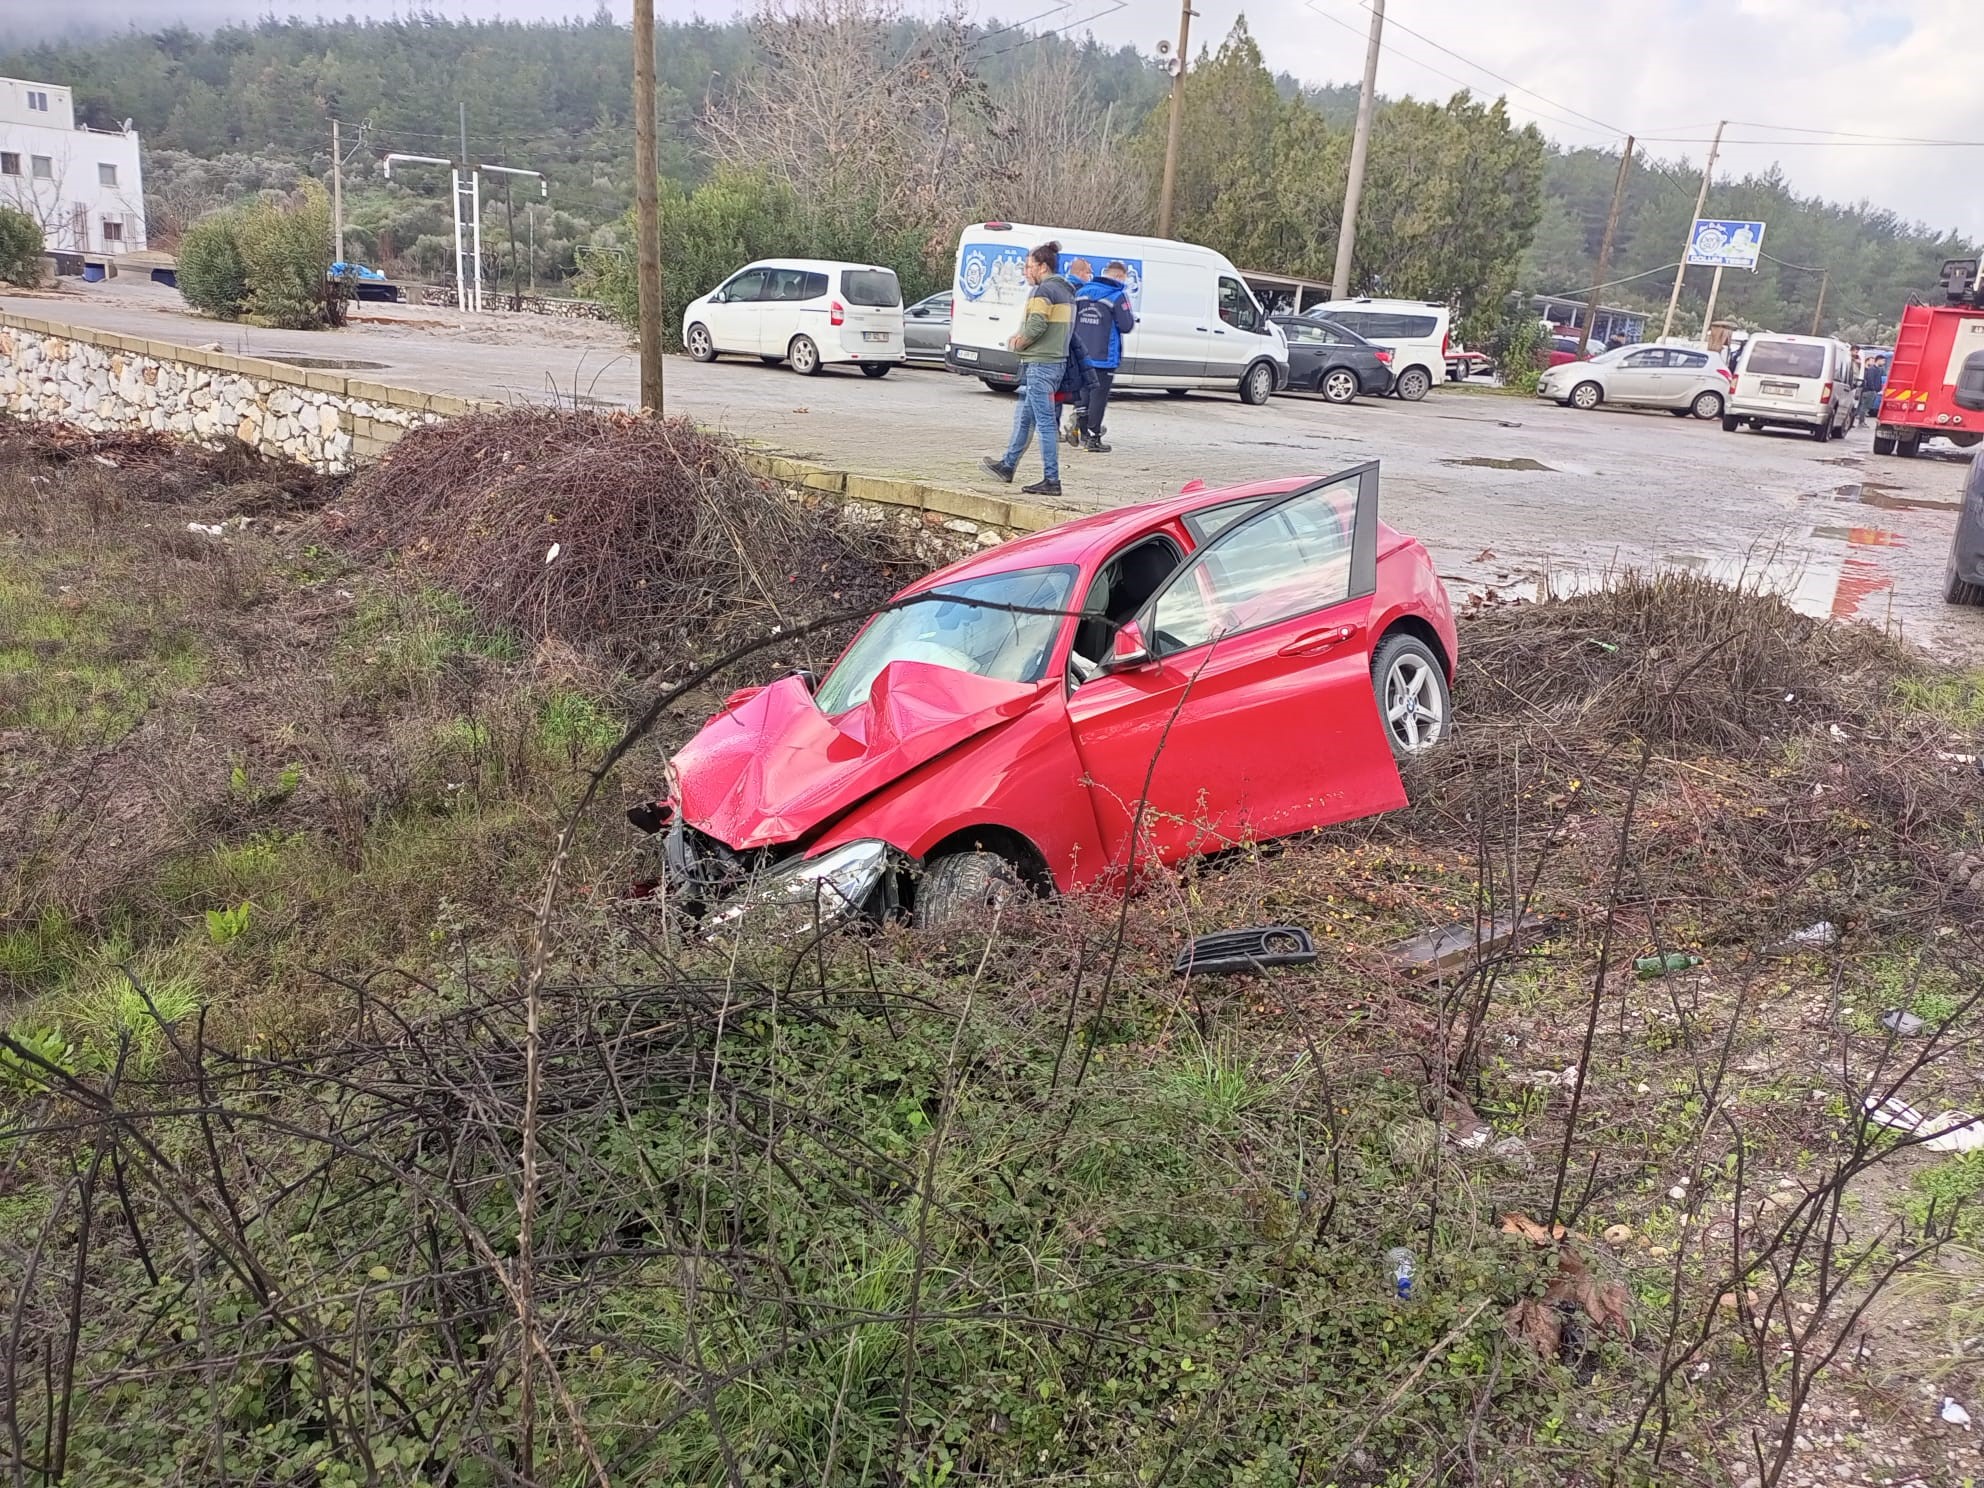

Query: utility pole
[1154,0,1195,239]
[633,0,666,414]
[1660,118,1725,341]
[331,118,345,264]
[1332,0,1386,300]
[1810,267,1830,335]
[1577,135,1632,359]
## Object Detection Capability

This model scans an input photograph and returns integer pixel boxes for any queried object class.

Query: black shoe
[980,457,1014,484]
[1083,437,1111,453]
[1021,478,1062,497]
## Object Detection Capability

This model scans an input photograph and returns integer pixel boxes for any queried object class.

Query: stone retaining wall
[0,311,1069,551]
[0,313,498,473]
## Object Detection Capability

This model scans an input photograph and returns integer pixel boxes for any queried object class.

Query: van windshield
[1746,340,1826,379]
[840,269,901,307]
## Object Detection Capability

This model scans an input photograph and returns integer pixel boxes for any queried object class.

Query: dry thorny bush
[7,416,1984,1484]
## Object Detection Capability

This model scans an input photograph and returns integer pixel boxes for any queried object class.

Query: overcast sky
[24,0,1984,237]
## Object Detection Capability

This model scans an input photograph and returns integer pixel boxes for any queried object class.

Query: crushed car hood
[671,663,1043,850]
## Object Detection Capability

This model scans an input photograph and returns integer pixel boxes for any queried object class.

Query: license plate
[863,331,889,343]
[954,348,979,362]
[1761,379,1798,396]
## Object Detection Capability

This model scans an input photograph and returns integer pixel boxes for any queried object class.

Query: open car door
[1063,465,1406,873]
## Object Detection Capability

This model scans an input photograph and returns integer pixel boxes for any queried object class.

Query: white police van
[946,221,1288,405]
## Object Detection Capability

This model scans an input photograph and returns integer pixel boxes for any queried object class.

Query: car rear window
[1745,340,1826,379]
[840,269,901,307]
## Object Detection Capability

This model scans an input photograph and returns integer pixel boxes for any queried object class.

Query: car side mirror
[1101,620,1152,673]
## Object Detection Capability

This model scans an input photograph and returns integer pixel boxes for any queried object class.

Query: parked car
[1545,334,1593,369]
[629,465,1456,931]
[1301,298,1451,402]
[1446,345,1490,380]
[904,290,952,362]
[1724,334,1855,440]
[1538,343,1731,419]
[946,221,1289,405]
[682,258,906,376]
[1273,316,1393,402]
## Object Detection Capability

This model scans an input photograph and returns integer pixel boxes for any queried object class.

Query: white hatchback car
[1538,343,1732,420]
[682,259,906,377]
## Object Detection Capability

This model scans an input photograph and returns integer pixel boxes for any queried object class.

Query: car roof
[903,475,1380,593]
[741,259,895,273]
[1327,297,1451,313]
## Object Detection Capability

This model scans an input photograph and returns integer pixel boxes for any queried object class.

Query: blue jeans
[1001,362,1060,482]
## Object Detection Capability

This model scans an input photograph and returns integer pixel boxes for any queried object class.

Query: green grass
[0,573,204,747]
[1896,672,1984,731]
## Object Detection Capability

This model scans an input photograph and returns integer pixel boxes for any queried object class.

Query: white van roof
[963,221,1229,260]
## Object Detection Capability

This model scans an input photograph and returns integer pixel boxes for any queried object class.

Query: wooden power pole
[1810,268,1830,335]
[1332,0,1385,300]
[1660,119,1724,341]
[633,0,666,415]
[331,119,345,264]
[1577,135,1633,358]
[1154,0,1195,239]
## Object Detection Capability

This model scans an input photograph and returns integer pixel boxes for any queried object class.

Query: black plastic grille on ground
[1174,925,1318,977]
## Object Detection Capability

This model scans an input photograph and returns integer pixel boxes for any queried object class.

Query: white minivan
[1303,298,1453,402]
[1724,334,1856,441]
[681,258,906,377]
[945,222,1289,405]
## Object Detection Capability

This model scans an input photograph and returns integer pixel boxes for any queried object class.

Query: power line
[1301,0,1621,143]
[1327,0,1629,139]
[1729,118,1984,147]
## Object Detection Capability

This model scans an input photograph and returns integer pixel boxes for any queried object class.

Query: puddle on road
[1857,484,1959,513]
[1442,455,1554,471]
[1811,525,1905,546]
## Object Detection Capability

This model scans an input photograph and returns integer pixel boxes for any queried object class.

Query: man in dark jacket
[1066,261,1136,453]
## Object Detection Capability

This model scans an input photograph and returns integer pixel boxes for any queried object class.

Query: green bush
[0,205,40,287]
[239,183,341,329]
[177,186,343,329]
[580,169,939,352]
[176,212,249,319]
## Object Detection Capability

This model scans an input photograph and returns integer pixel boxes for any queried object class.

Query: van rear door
[835,268,904,358]
[1738,338,1831,421]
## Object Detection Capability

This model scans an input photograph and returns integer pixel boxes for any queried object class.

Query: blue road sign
[1686,219,1766,270]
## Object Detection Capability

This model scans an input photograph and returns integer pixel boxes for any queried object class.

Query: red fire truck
[1875,256,1984,458]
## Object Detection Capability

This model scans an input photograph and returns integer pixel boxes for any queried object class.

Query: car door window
[1672,351,1708,370]
[1621,349,1667,369]
[1150,479,1365,654]
[1217,277,1262,333]
[1072,535,1182,669]
[766,268,811,301]
[719,268,768,303]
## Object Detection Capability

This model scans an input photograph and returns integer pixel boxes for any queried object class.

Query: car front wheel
[1239,361,1277,405]
[1372,632,1450,758]
[1394,366,1433,402]
[1320,368,1359,404]
[1569,380,1602,411]
[686,323,716,362]
[913,851,1023,930]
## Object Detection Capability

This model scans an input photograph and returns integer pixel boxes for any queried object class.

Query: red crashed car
[632,464,1457,929]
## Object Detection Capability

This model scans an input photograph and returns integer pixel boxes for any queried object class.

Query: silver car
[1538,343,1732,420]
[904,291,952,363]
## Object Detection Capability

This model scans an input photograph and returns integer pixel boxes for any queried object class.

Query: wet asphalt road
[7,282,1980,662]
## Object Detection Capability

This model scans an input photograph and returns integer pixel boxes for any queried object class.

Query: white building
[0,76,145,257]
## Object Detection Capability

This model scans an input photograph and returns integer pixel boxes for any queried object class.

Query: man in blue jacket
[1066,261,1136,453]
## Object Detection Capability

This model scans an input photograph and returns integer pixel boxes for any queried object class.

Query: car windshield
[840,268,901,307]
[813,564,1077,716]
